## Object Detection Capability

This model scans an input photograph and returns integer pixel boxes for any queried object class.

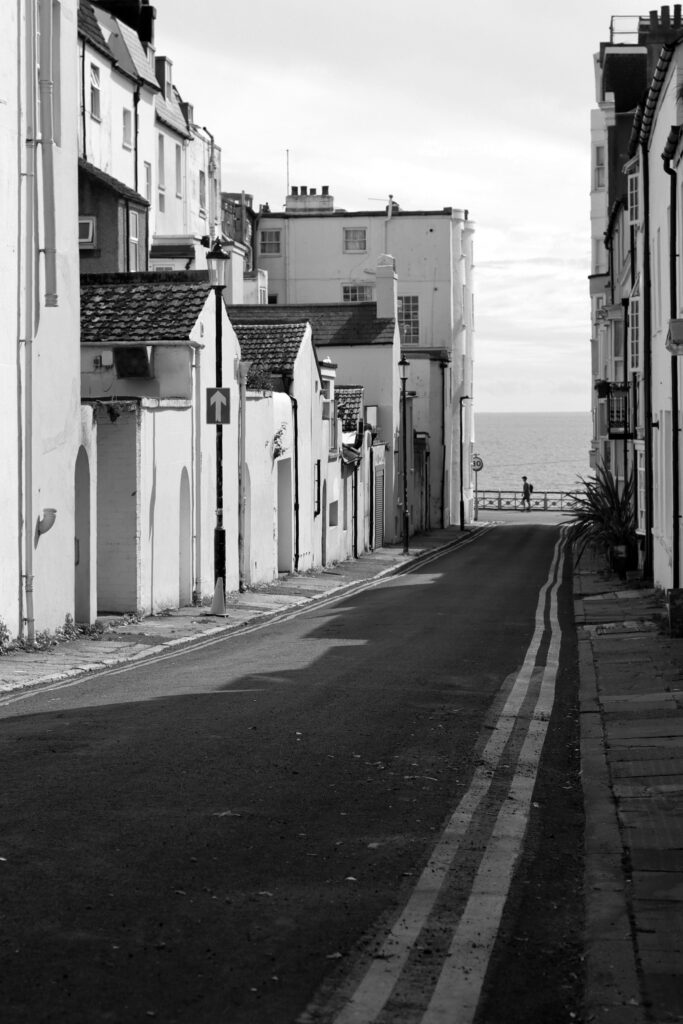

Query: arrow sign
[206,387,231,424]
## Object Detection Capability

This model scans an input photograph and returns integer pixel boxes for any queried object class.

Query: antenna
[286,149,290,196]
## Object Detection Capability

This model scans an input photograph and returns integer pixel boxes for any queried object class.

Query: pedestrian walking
[521,476,533,511]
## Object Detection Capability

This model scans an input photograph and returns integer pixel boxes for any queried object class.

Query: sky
[151,0,645,412]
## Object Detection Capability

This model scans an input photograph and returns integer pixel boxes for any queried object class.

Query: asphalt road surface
[0,522,583,1024]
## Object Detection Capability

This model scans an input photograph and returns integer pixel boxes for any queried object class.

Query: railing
[475,490,580,513]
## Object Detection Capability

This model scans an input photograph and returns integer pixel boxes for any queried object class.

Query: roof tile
[226,303,395,347]
[81,274,211,343]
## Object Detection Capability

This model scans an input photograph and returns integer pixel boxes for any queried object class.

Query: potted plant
[565,465,637,578]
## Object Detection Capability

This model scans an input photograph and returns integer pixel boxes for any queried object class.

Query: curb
[0,528,484,701]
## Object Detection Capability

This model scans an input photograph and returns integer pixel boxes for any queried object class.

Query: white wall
[648,61,682,588]
[0,0,21,634]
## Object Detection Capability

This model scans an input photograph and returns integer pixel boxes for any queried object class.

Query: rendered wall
[0,0,20,634]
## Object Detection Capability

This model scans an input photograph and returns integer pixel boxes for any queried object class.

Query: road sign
[472,454,484,472]
[206,387,231,425]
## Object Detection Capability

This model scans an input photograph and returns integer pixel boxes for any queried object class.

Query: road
[0,523,583,1024]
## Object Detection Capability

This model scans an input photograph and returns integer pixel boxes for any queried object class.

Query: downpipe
[664,153,680,588]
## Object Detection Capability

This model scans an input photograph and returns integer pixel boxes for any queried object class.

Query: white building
[1,0,83,640]
[257,189,475,529]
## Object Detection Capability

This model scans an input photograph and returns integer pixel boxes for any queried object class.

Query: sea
[473,412,592,495]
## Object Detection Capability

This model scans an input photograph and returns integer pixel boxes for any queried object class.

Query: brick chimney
[375,254,397,319]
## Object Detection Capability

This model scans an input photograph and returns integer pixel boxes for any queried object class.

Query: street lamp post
[459,394,471,531]
[399,356,410,554]
[206,239,231,596]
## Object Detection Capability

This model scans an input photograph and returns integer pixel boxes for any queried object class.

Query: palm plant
[565,465,636,567]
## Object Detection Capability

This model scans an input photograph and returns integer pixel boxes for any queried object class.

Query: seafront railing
[475,490,580,513]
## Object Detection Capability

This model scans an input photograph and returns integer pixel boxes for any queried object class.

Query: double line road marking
[315,529,567,1024]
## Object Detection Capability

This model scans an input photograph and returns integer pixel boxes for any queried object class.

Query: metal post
[214,284,225,592]
[401,375,409,554]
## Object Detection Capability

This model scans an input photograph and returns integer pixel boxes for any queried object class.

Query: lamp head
[206,239,230,289]
[398,355,410,382]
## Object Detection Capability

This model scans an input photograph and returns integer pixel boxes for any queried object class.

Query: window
[90,64,101,120]
[322,379,338,452]
[157,134,165,212]
[398,295,419,343]
[260,229,281,256]
[78,216,96,248]
[128,210,139,272]
[608,387,628,436]
[628,171,639,224]
[175,144,182,197]
[342,284,374,302]
[343,227,366,252]
[636,446,646,533]
[199,170,206,216]
[629,286,640,371]
[144,161,152,203]
[122,108,132,149]
[258,286,267,304]
[594,145,605,189]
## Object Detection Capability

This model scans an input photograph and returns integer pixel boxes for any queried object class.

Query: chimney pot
[292,186,299,196]
[675,3,682,25]
[310,188,317,195]
[301,185,308,196]
[322,185,329,196]
[661,5,671,27]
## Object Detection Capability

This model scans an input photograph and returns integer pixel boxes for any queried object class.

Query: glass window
[157,134,165,212]
[260,229,281,255]
[342,284,373,302]
[90,64,101,120]
[398,295,419,343]
[595,145,605,189]
[144,161,152,203]
[199,170,206,215]
[175,144,182,197]
[128,210,139,271]
[122,108,132,149]
[629,287,640,372]
[343,227,367,252]
[78,216,96,248]
[628,171,639,223]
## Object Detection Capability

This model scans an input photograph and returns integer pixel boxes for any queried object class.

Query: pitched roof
[226,303,395,347]
[156,85,191,139]
[79,159,149,206]
[335,385,364,430]
[229,321,307,375]
[80,273,211,344]
[78,0,113,59]
[95,8,159,90]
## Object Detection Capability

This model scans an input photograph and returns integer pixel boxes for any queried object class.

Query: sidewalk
[0,525,477,697]
[576,555,683,1024]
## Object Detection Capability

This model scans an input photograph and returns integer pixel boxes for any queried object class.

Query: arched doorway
[74,447,91,623]
[179,467,192,606]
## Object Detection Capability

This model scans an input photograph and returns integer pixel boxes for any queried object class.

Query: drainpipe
[38,0,57,308]
[22,0,40,642]
[352,461,359,558]
[80,38,87,161]
[369,443,375,548]
[664,152,680,588]
[641,143,654,579]
[133,85,140,193]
